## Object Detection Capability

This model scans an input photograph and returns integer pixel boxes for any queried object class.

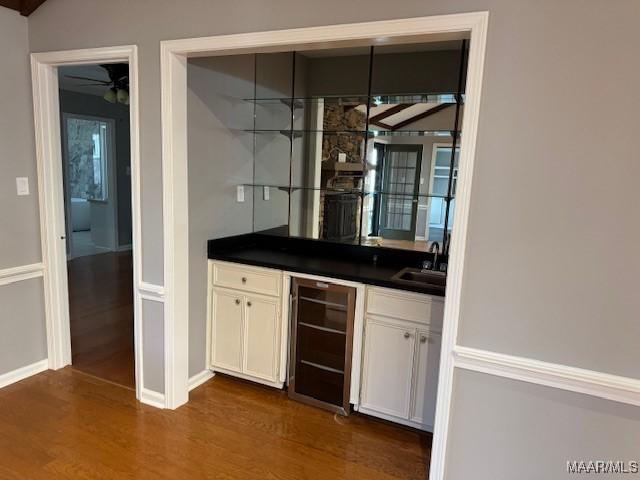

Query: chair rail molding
[0,262,44,286]
[139,281,166,301]
[454,346,640,407]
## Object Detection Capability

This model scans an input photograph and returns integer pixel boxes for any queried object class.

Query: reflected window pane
[65,117,109,202]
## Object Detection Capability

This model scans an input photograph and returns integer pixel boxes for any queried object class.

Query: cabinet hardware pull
[235,299,240,305]
[404,332,411,339]
[420,334,428,343]
[247,301,252,307]
[241,277,247,283]
[316,282,329,289]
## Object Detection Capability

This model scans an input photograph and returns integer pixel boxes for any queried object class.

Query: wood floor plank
[0,369,429,479]
[67,251,135,388]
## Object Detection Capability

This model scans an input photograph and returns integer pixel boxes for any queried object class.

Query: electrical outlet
[16,177,29,196]
[263,186,270,201]
[236,185,245,202]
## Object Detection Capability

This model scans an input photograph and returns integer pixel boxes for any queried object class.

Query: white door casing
[30,46,150,405]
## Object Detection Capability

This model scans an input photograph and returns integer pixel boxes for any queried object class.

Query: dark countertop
[208,233,446,296]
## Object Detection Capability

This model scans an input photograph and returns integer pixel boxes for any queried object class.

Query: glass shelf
[244,183,453,199]
[244,129,458,138]
[244,92,463,107]
[369,129,458,137]
[245,94,369,107]
[246,129,365,135]
[370,92,463,105]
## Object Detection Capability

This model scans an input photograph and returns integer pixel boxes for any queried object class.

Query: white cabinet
[208,261,283,388]
[243,294,279,381]
[359,286,443,432]
[360,318,416,419]
[207,260,442,430]
[211,288,243,373]
[410,329,441,428]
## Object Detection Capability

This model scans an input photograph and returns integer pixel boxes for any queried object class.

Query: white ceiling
[58,64,111,97]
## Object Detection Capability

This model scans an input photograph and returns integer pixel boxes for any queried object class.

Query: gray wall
[0,7,41,269]
[17,1,640,476]
[447,369,640,480]
[0,7,47,376]
[187,56,254,376]
[142,298,165,392]
[0,278,47,376]
[58,89,133,248]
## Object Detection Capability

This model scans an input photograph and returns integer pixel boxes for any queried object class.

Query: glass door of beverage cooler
[288,278,356,415]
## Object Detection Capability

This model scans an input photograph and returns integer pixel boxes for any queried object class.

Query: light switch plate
[263,185,270,201]
[16,177,29,196]
[236,185,245,202]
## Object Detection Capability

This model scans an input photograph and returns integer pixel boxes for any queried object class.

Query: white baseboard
[139,388,166,409]
[0,359,49,389]
[188,369,215,391]
[454,346,640,407]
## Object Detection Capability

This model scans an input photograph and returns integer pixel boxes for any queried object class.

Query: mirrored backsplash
[227,39,468,254]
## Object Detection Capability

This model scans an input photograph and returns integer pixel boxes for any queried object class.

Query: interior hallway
[67,251,135,388]
[0,369,430,479]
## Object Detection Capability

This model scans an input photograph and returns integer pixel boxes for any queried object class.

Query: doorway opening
[366,143,424,247]
[162,12,488,478]
[58,63,134,388]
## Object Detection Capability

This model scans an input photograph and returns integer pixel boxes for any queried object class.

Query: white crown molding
[0,263,44,287]
[139,388,166,409]
[454,346,640,407]
[0,359,49,389]
[188,369,215,391]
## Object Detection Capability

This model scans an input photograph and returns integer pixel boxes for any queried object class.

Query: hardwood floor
[0,369,431,479]
[67,251,135,388]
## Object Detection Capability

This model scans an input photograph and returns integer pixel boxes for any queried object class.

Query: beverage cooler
[288,278,356,415]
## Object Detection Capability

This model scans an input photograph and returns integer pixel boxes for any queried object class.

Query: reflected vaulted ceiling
[0,0,47,16]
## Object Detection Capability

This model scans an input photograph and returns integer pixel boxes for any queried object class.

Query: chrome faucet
[421,242,440,272]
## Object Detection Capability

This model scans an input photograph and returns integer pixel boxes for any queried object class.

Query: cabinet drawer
[366,286,443,329]
[212,261,281,297]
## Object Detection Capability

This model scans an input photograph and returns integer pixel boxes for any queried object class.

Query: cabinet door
[360,317,416,419]
[243,294,279,381]
[211,288,243,373]
[410,330,441,429]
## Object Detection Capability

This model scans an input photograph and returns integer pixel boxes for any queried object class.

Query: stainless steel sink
[391,267,447,288]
